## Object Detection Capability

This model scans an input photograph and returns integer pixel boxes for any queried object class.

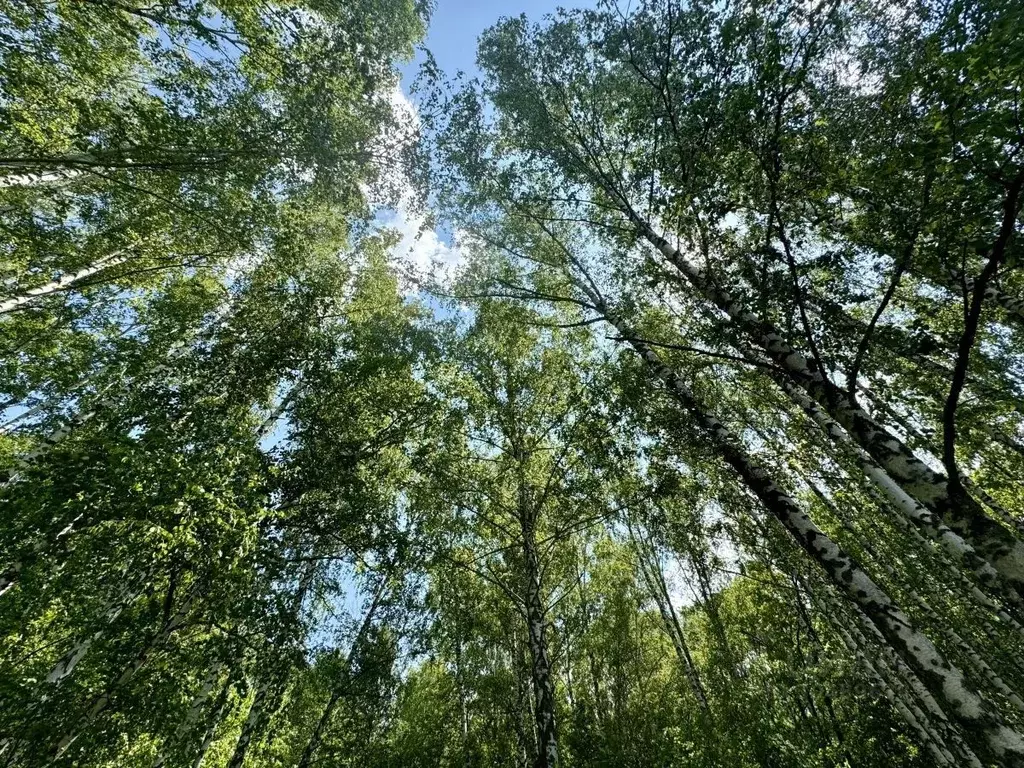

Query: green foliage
[2,0,1024,767]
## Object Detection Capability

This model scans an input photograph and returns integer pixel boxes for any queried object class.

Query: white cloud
[364,85,467,292]
[377,202,467,291]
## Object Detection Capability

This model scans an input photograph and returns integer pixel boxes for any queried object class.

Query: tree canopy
[2,0,1024,766]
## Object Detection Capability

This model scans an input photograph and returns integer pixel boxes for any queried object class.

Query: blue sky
[399,0,596,88]
[384,1,597,292]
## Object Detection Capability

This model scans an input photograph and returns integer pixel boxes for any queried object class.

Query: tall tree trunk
[53,600,189,758]
[454,635,473,767]
[821,591,959,765]
[635,221,1024,588]
[522,519,558,768]
[296,577,387,768]
[765,359,1023,614]
[46,573,151,682]
[808,477,1024,715]
[0,248,136,315]
[226,680,270,768]
[0,168,85,188]
[630,527,709,709]
[580,286,1024,764]
[153,664,226,768]
[190,696,227,768]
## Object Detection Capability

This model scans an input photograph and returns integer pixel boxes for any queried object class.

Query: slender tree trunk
[522,519,558,768]
[226,680,270,768]
[258,384,299,443]
[296,689,342,768]
[0,248,136,315]
[454,634,473,767]
[53,601,188,758]
[296,577,387,768]
[766,359,1023,614]
[190,699,226,768]
[637,222,1024,589]
[631,527,709,709]
[153,664,225,768]
[0,168,84,189]
[581,288,1024,764]
[46,574,151,682]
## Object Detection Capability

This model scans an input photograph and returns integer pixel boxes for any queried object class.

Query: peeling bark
[638,223,1024,590]
[0,168,85,188]
[578,285,1024,764]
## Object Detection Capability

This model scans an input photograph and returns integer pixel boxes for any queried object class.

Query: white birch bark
[637,223,1024,588]
[769,364,1024,613]
[574,282,1024,763]
[522,517,559,768]
[152,664,225,768]
[190,704,225,768]
[226,679,270,768]
[53,601,189,758]
[0,168,85,189]
[824,596,957,766]
[0,248,136,315]
[811,477,1024,714]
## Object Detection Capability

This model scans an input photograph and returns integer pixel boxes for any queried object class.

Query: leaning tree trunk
[296,577,387,768]
[630,526,709,709]
[226,679,273,768]
[189,691,229,768]
[45,572,152,683]
[817,589,959,765]
[762,358,1024,617]
[0,167,85,189]
[578,285,1024,764]
[0,247,136,315]
[634,220,1024,589]
[153,664,226,768]
[812,478,1024,715]
[52,599,189,759]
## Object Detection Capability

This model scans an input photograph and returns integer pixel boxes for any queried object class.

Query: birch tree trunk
[189,696,227,768]
[226,680,271,768]
[0,247,136,315]
[580,287,1024,764]
[636,222,1024,588]
[631,527,709,709]
[522,524,559,768]
[805,474,1024,710]
[766,360,1024,616]
[820,590,959,766]
[46,573,152,683]
[53,601,189,758]
[296,577,387,768]
[153,664,226,768]
[0,168,85,189]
